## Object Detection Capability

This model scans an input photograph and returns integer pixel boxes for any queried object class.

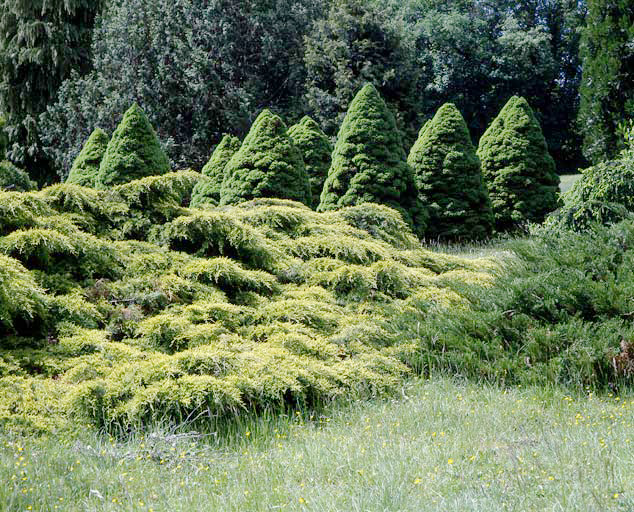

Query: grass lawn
[2,377,632,511]
[559,174,582,194]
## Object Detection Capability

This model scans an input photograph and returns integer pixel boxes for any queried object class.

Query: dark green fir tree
[220,109,311,206]
[287,116,332,209]
[96,104,170,189]
[578,0,634,163]
[408,103,493,240]
[190,134,241,207]
[318,84,426,236]
[477,96,560,231]
[66,127,109,187]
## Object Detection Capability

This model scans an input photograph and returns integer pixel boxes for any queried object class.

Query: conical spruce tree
[318,84,426,236]
[287,116,332,209]
[408,104,493,240]
[66,128,110,187]
[220,109,311,206]
[477,96,560,231]
[96,103,170,189]
[190,134,241,207]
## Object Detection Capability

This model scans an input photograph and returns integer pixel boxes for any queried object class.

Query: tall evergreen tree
[0,0,104,184]
[319,84,426,236]
[477,96,560,231]
[408,103,493,240]
[96,104,170,189]
[190,135,241,207]
[578,0,634,163]
[66,128,109,187]
[220,110,311,206]
[287,116,332,209]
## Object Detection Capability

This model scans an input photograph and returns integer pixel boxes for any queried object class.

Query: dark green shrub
[66,128,109,187]
[0,160,36,192]
[287,116,332,209]
[191,135,241,207]
[477,96,560,231]
[220,110,311,206]
[96,104,170,189]
[318,84,426,237]
[549,127,634,231]
[408,103,493,240]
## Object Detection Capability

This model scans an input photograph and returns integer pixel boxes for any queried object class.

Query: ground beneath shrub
[1,377,632,511]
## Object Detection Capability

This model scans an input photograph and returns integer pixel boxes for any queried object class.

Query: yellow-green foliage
[0,172,498,433]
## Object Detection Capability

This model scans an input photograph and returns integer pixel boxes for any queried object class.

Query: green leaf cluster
[0,160,36,192]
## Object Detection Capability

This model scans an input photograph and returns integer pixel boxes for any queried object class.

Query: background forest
[1,0,631,185]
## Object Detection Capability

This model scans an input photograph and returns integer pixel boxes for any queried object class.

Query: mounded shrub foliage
[0,169,502,432]
[408,103,493,240]
[477,96,560,231]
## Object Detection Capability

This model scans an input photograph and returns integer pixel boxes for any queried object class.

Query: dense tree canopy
[0,0,104,184]
[319,84,426,236]
[578,0,634,163]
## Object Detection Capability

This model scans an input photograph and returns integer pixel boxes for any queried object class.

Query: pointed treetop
[287,116,332,209]
[408,103,493,240]
[477,96,559,231]
[96,103,170,189]
[191,134,241,207]
[220,109,311,206]
[66,127,110,187]
[319,83,426,236]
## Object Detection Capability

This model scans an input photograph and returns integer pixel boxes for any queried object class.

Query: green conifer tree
[477,96,560,231]
[408,103,493,240]
[578,0,634,163]
[190,135,241,207]
[287,116,332,209]
[96,103,170,189]
[220,110,311,206]
[66,128,109,187]
[318,84,426,236]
